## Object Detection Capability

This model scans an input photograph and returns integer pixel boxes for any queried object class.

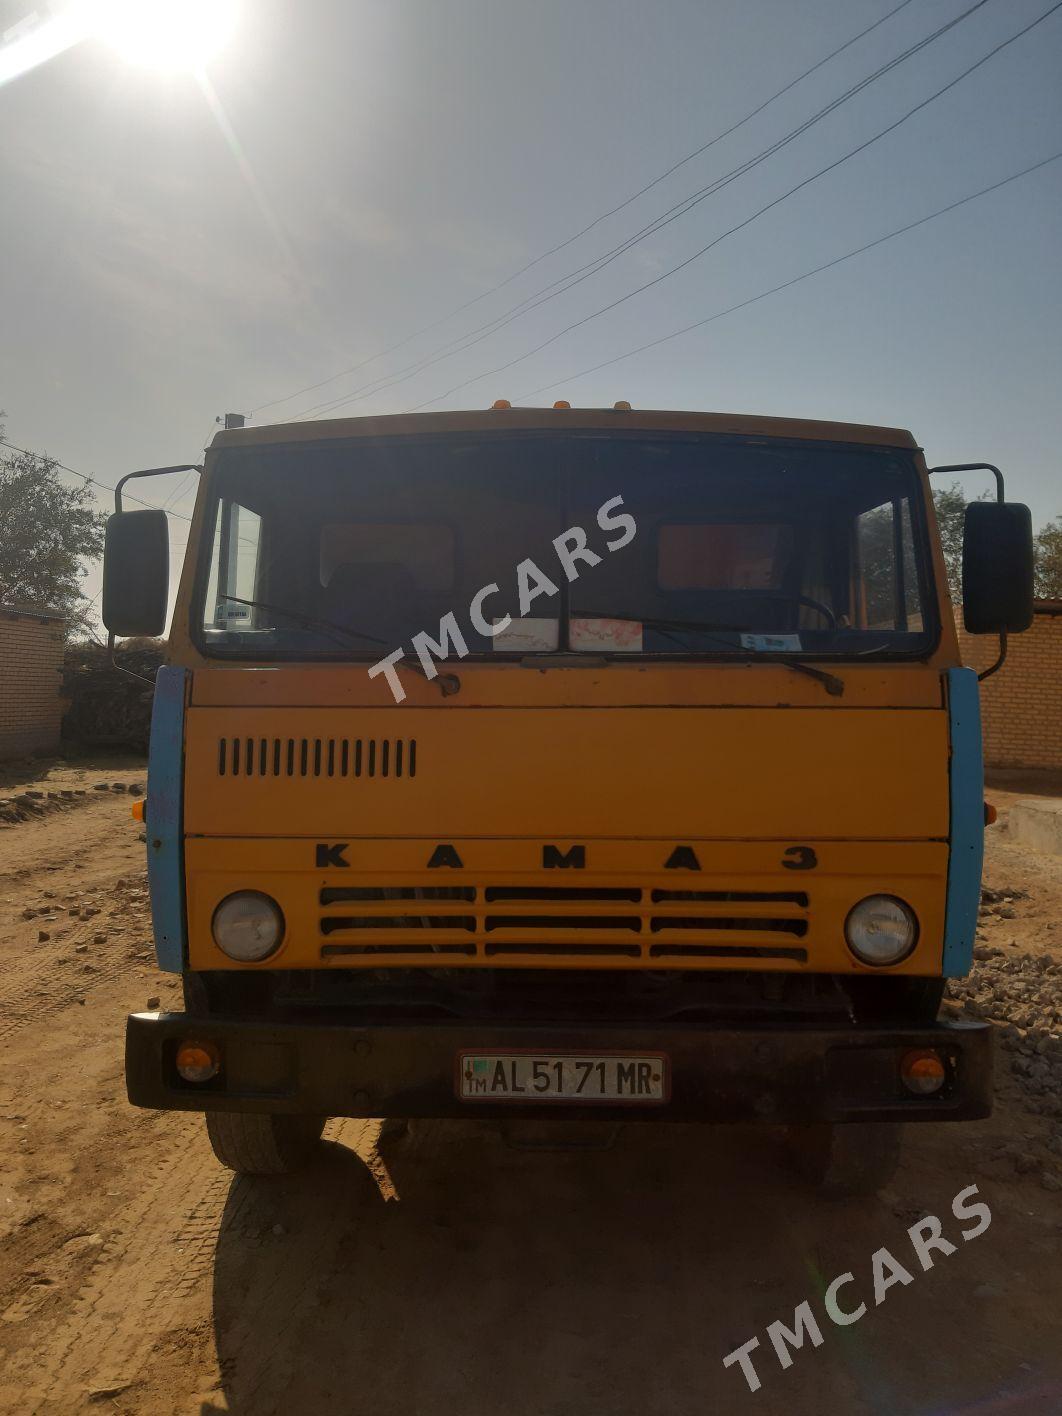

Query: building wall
[956,603,1062,770]
[0,606,67,760]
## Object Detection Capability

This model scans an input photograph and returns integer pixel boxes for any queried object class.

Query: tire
[205,1111,325,1175]
[785,1121,903,1198]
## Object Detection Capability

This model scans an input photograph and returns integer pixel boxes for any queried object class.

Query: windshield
[194,432,936,662]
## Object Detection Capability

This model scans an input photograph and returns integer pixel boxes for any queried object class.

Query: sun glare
[92,0,238,72]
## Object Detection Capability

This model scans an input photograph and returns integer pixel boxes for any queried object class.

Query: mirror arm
[929,462,1009,670]
[114,464,201,513]
[929,462,1004,505]
[106,630,158,687]
[976,630,1007,683]
[108,464,201,672]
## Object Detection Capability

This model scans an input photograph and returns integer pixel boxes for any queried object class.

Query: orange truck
[103,406,1034,1194]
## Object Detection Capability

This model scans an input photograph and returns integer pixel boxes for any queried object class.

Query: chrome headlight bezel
[844,894,918,967]
[211,890,285,962]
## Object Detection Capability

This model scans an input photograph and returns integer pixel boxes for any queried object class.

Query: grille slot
[321,886,475,905]
[217,736,416,779]
[321,942,476,957]
[651,889,808,906]
[484,943,642,958]
[321,915,475,935]
[649,916,808,936]
[485,914,641,932]
[649,944,808,961]
[484,886,641,903]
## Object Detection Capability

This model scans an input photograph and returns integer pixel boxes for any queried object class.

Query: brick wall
[956,601,1062,770]
[0,605,67,760]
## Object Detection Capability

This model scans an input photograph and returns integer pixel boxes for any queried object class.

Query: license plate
[457,1052,669,1103]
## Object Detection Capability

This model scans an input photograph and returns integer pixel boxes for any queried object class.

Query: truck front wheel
[785,1121,903,1197]
[205,1111,325,1175]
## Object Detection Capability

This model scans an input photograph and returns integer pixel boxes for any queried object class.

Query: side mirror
[102,509,169,636]
[962,502,1034,634]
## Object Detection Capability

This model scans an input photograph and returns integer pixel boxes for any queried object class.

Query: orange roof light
[613,400,632,410]
[491,399,511,410]
[553,400,571,409]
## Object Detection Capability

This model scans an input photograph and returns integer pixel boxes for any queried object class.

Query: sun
[91,0,239,72]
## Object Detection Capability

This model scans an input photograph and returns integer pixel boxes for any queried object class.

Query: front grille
[217,736,416,780]
[317,883,810,965]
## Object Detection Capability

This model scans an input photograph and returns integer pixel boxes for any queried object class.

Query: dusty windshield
[195,432,935,660]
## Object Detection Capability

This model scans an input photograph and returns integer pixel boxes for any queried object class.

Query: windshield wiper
[217,595,460,696]
[575,612,844,697]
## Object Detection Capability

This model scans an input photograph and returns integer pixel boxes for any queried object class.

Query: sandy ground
[0,757,1060,1414]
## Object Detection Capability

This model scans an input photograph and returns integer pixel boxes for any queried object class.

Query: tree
[0,424,107,635]
[1034,518,1062,599]
[930,483,970,604]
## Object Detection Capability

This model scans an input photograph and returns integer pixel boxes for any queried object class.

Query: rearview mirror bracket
[929,462,1020,683]
[107,463,202,686]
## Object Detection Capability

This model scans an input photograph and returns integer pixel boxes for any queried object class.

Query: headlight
[211,891,284,961]
[844,895,917,966]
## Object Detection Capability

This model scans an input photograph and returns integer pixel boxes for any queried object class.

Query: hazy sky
[1,0,1059,621]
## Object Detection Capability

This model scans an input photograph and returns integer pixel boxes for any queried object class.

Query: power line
[290,0,997,422]
[515,149,1062,399]
[248,0,921,419]
[407,0,1062,411]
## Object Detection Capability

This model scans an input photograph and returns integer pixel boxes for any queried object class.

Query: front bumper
[126,1012,992,1124]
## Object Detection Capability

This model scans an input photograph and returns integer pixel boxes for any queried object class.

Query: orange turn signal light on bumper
[175,1039,221,1084]
[900,1048,947,1096]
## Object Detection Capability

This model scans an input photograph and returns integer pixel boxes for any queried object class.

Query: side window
[856,499,922,630]
[203,501,263,630]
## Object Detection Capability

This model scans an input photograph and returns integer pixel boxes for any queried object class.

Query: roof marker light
[614,400,632,411]
[553,400,571,409]
[491,399,511,410]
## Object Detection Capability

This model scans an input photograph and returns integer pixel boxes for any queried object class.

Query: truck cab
[103,406,1035,1195]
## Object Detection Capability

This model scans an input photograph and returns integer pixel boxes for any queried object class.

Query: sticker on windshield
[570,618,643,652]
[491,618,559,651]
[740,632,802,652]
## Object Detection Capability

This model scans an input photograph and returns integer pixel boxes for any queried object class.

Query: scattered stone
[146,996,161,1010]
[93,783,110,792]
[1041,1173,1062,1192]
[128,783,145,797]
[74,944,88,954]
[93,933,107,945]
[37,930,50,943]
[21,907,36,920]
[271,1223,287,1237]
[87,1381,133,1402]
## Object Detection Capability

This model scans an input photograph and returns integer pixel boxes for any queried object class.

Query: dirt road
[1,766,1061,1414]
